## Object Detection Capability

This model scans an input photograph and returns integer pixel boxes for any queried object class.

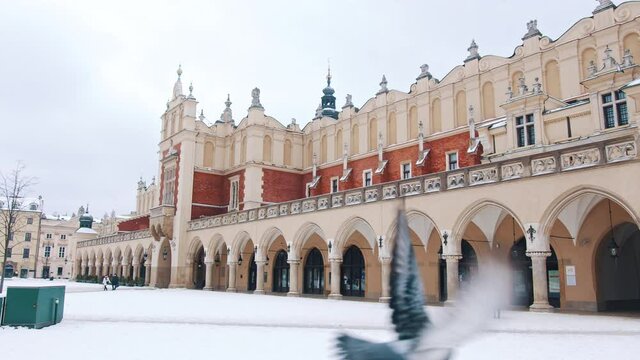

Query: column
[379,258,391,303]
[96,264,102,278]
[444,255,462,304]
[529,252,553,312]
[81,260,86,276]
[227,262,237,292]
[103,262,110,276]
[287,260,300,297]
[132,263,140,281]
[204,260,214,290]
[329,258,342,300]
[144,263,151,286]
[254,260,266,294]
[121,263,127,278]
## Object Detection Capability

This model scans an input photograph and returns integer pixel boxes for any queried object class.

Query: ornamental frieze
[561,148,600,170]
[606,141,636,163]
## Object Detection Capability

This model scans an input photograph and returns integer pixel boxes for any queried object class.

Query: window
[46,233,52,239]
[515,114,535,147]
[363,170,373,187]
[60,234,66,240]
[331,177,339,193]
[27,217,33,225]
[29,203,37,210]
[44,246,51,258]
[401,163,412,180]
[602,90,628,129]
[58,246,66,258]
[23,248,30,259]
[162,165,176,205]
[229,177,240,211]
[7,247,12,258]
[57,267,63,276]
[25,232,31,242]
[447,152,459,171]
[8,232,13,241]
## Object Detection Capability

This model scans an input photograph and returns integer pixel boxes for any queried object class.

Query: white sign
[566,265,576,286]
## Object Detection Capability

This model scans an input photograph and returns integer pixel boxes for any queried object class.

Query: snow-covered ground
[1,278,640,359]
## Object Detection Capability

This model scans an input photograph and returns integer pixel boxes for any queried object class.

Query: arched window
[320,134,328,164]
[482,82,496,119]
[304,248,324,294]
[263,135,272,163]
[431,99,442,133]
[545,60,562,99]
[408,106,418,139]
[204,141,214,168]
[193,247,206,290]
[459,240,478,284]
[241,136,247,163]
[368,118,377,151]
[341,245,365,297]
[306,140,313,168]
[284,139,292,166]
[581,48,597,79]
[351,124,359,155]
[387,112,397,145]
[273,250,289,293]
[455,91,467,128]
[623,33,640,68]
[335,129,343,160]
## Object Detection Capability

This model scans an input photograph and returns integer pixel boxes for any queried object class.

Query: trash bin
[2,286,65,328]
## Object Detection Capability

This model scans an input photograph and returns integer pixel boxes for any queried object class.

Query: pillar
[112,262,119,277]
[227,262,237,292]
[379,258,391,303]
[96,264,102,278]
[329,258,342,300]
[132,263,140,280]
[287,260,300,297]
[254,260,266,294]
[204,260,214,290]
[444,255,462,304]
[144,263,151,286]
[103,262,110,276]
[529,252,553,312]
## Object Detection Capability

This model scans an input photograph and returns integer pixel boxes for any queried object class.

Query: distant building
[76,2,640,312]
[1,197,44,278]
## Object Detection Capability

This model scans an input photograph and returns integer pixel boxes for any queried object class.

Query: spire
[221,94,234,123]
[320,66,339,119]
[187,82,195,100]
[199,109,206,122]
[172,65,183,99]
[327,60,332,87]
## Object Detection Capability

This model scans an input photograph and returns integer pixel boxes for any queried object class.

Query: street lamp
[607,200,619,259]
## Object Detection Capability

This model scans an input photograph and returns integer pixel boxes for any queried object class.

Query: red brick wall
[223,170,245,210]
[262,169,306,203]
[191,205,227,219]
[191,171,229,219]
[118,215,150,232]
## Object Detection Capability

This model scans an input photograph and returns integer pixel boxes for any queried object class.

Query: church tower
[320,67,339,119]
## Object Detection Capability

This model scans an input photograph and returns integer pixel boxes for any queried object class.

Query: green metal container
[2,286,65,328]
[0,296,4,324]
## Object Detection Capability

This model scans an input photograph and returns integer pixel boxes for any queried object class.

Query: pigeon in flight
[336,209,509,360]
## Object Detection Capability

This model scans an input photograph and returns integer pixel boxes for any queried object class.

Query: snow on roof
[622,77,640,89]
[0,197,42,212]
[76,227,98,234]
[479,116,507,129]
[544,100,590,115]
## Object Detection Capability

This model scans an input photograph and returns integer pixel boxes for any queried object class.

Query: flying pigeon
[336,209,509,360]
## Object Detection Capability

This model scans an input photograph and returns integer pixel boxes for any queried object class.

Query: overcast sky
[1,0,595,217]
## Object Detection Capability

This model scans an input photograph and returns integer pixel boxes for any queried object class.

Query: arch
[408,106,418,139]
[263,135,272,163]
[320,134,328,164]
[581,48,597,80]
[334,217,377,253]
[291,222,327,259]
[623,32,640,68]
[431,98,442,133]
[368,118,377,151]
[303,248,325,295]
[272,250,290,293]
[206,233,228,291]
[207,233,228,258]
[283,139,292,166]
[351,124,359,155]
[241,136,247,163]
[192,245,206,289]
[134,244,145,262]
[187,237,205,263]
[258,227,286,258]
[231,231,253,261]
[455,91,467,128]
[204,141,215,168]
[247,253,257,291]
[384,210,440,249]
[481,82,496,119]
[335,129,343,160]
[341,245,366,297]
[387,112,397,145]
[544,60,561,99]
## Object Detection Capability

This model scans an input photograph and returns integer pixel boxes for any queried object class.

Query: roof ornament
[187,82,195,100]
[249,87,263,110]
[465,40,481,62]
[518,77,528,96]
[314,102,322,118]
[199,109,206,122]
[377,75,388,95]
[593,0,616,14]
[416,64,432,80]
[506,86,513,100]
[221,94,233,123]
[343,94,354,108]
[522,20,542,40]
[623,48,635,67]
[603,45,618,70]
[532,78,543,94]
[172,65,183,99]
[588,60,598,77]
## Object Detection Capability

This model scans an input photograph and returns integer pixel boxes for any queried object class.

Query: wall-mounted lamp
[162,247,168,260]
[214,252,221,265]
[287,244,291,253]
[254,245,257,253]
[378,236,383,248]
[328,241,332,253]
[238,254,243,266]
[526,225,536,243]
[442,231,449,246]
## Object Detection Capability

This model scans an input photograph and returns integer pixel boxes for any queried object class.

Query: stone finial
[187,82,195,99]
[177,64,182,78]
[291,117,297,125]
[199,109,206,122]
[623,48,635,67]
[377,75,388,95]
[137,176,146,190]
[343,142,349,157]
[151,176,156,185]
[465,40,481,62]
[343,94,354,108]
[593,0,616,14]
[249,87,263,109]
[166,99,170,110]
[418,120,424,137]
[522,20,542,40]
[416,64,432,80]
[532,78,543,94]
[221,94,233,123]
[172,65,183,99]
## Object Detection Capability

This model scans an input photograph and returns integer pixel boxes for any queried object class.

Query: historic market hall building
[75,1,640,312]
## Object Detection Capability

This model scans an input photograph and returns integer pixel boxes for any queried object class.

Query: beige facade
[76,2,640,312]
[1,198,44,278]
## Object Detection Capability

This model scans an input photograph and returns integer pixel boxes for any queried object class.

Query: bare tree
[0,163,36,294]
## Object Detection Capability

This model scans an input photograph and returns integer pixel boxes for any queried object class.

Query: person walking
[110,274,117,290]
[113,274,120,290]
[102,275,110,291]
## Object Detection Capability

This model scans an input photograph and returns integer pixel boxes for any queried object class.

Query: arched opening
[623,33,640,67]
[595,222,640,311]
[156,239,173,288]
[335,129,343,160]
[4,263,14,278]
[581,48,597,80]
[273,250,289,293]
[509,238,559,307]
[303,248,324,294]
[204,141,214,168]
[368,118,377,151]
[248,253,257,291]
[387,112,397,145]
[263,135,272,163]
[241,136,247,163]
[320,134,328,164]
[193,246,206,289]
[139,254,147,283]
[545,60,562,99]
[408,106,418,139]
[306,140,313,168]
[482,82,496,119]
[459,240,478,284]
[455,91,467,128]
[341,245,365,297]
[351,124,359,155]
[229,140,235,167]
[431,99,441,133]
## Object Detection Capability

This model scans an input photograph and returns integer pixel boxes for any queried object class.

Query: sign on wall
[565,265,576,286]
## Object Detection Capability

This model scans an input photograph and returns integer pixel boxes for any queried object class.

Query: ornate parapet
[77,229,151,248]
[606,141,637,163]
[561,148,601,171]
[531,156,556,176]
[149,205,175,241]
[469,167,498,186]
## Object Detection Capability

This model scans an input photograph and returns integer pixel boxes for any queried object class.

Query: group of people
[102,274,120,291]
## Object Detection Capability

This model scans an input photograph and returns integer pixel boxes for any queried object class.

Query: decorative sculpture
[417,64,432,80]
[250,87,263,109]
[378,75,389,94]
[344,94,354,107]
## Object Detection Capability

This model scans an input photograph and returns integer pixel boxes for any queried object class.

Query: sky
[0,0,596,217]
